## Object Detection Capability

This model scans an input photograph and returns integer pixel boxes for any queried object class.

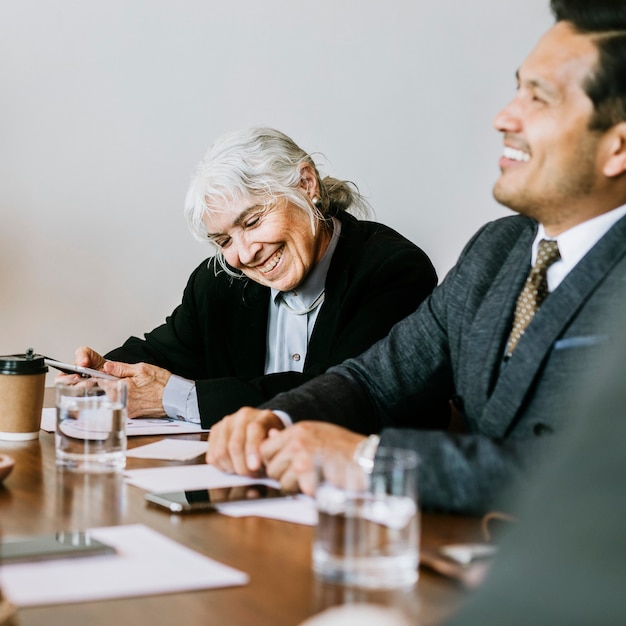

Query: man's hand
[207,407,285,476]
[101,360,171,419]
[259,422,366,494]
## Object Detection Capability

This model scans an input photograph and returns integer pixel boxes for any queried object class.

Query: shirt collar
[534,203,626,267]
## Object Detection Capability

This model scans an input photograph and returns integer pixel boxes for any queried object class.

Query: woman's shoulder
[334,214,436,283]
[338,212,415,244]
[337,213,426,257]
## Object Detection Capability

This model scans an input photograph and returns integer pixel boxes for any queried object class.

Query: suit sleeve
[379,428,554,514]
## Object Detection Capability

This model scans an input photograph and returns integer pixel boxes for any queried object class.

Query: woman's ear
[602,122,626,178]
[298,162,320,199]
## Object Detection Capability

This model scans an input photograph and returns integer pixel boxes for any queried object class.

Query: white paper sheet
[124,463,280,492]
[126,439,208,461]
[0,524,248,607]
[125,464,317,525]
[216,495,317,526]
[41,407,209,436]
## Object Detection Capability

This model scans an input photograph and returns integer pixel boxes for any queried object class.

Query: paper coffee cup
[0,351,47,441]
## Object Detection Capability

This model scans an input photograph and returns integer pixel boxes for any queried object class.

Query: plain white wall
[0,0,552,383]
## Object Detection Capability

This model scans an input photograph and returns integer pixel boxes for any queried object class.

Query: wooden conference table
[0,393,486,626]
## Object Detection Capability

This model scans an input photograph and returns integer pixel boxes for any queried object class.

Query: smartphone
[0,532,116,564]
[145,484,289,513]
[44,358,118,381]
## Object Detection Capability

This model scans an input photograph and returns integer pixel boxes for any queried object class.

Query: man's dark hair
[551,0,626,131]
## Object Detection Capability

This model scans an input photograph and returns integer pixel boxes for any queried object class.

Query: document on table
[0,524,248,607]
[124,463,280,492]
[41,407,209,436]
[125,464,317,525]
[215,495,317,526]
[126,439,208,461]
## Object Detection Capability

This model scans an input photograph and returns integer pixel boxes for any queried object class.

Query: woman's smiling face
[203,195,330,292]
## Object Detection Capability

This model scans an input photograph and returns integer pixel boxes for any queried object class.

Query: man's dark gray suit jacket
[105,211,437,428]
[268,213,626,514]
[447,292,626,626]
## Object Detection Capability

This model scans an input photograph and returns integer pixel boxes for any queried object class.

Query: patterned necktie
[506,239,561,356]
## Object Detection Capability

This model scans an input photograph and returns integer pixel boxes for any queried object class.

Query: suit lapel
[457,225,536,420]
[479,214,626,438]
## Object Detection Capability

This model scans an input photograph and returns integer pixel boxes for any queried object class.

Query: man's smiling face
[492,21,605,234]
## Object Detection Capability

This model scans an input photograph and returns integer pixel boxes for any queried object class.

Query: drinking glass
[313,447,420,589]
[55,378,127,472]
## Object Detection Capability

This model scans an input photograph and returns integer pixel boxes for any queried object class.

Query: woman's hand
[74,346,107,371]
[101,360,171,419]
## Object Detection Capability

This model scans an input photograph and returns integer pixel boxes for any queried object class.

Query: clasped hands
[207,408,366,495]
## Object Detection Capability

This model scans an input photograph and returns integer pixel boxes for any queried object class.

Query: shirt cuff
[162,375,201,424]
[270,409,293,428]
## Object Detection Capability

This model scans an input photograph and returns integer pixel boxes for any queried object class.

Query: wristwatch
[353,434,380,472]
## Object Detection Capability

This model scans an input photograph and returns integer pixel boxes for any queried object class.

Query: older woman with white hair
[73,127,437,428]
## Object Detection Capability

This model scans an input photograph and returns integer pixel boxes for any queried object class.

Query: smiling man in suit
[207,0,626,515]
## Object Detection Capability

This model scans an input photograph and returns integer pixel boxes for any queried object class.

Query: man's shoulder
[444,215,537,284]
[460,214,536,260]
[474,214,536,241]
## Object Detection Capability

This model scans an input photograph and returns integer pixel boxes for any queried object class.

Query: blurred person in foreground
[209,0,626,515]
[70,127,437,428]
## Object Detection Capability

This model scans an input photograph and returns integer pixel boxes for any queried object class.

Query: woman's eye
[244,215,261,228]
[214,237,231,248]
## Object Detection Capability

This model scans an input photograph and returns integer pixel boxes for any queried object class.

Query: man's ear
[298,162,320,199]
[602,122,626,178]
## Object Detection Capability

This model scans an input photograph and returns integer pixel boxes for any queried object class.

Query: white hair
[184,127,369,275]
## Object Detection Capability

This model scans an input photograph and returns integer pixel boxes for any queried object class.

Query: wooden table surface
[0,395,484,626]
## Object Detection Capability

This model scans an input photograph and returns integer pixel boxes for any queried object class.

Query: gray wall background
[1,1,552,383]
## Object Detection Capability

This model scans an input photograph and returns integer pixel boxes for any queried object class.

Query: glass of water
[313,447,420,589]
[55,378,127,472]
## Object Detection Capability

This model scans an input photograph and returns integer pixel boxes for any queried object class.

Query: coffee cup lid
[0,349,48,375]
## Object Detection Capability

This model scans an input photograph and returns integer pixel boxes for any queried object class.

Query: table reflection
[55,469,126,531]
[311,575,421,623]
